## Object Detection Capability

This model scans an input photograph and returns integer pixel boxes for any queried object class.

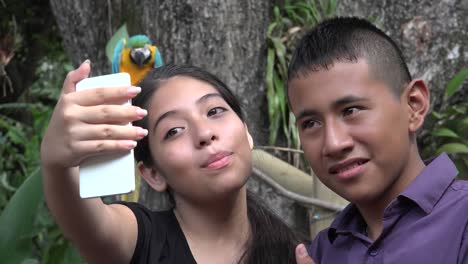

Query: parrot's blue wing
[154,48,163,68]
[112,38,125,73]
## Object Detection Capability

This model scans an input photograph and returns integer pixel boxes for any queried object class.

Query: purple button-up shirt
[308,153,468,263]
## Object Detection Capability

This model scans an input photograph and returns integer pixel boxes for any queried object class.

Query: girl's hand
[40,60,148,169]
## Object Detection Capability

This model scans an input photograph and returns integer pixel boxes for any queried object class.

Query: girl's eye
[164,127,183,140]
[207,107,226,117]
[343,107,362,117]
[301,119,320,130]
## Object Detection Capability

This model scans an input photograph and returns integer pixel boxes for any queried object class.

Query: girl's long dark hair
[133,64,304,263]
[243,191,304,263]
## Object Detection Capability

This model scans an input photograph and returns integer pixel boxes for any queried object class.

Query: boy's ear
[138,161,167,192]
[403,79,430,133]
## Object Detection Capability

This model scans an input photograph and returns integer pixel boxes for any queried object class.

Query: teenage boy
[289,17,467,263]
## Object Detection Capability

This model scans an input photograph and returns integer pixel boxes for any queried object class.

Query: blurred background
[1,0,466,263]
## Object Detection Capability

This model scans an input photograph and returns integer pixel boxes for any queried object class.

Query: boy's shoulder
[451,179,468,191]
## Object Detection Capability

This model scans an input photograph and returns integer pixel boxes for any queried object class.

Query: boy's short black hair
[288,16,412,95]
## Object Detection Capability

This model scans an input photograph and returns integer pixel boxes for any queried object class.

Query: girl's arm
[40,61,147,263]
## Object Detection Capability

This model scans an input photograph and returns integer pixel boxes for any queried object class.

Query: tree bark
[49,0,312,232]
[336,0,468,106]
[49,0,125,76]
[123,0,272,143]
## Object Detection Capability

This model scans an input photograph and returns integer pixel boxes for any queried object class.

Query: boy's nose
[322,120,354,157]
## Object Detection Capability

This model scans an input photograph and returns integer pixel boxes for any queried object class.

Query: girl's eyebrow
[195,93,222,105]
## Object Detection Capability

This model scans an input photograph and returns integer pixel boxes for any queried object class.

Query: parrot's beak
[130,47,151,67]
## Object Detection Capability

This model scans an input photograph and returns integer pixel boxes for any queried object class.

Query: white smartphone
[75,73,135,199]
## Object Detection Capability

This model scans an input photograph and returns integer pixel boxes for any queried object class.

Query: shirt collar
[400,152,458,214]
[326,153,458,243]
[328,203,364,242]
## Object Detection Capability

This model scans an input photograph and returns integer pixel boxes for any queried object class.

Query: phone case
[75,73,135,198]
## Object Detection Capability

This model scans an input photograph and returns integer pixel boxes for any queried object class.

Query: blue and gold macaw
[111,34,163,202]
[112,35,163,85]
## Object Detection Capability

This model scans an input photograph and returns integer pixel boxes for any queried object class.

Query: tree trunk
[49,1,126,76]
[123,0,272,143]
[337,0,468,106]
[49,0,312,232]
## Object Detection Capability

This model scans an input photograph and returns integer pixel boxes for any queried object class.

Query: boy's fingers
[62,60,91,95]
[295,244,315,264]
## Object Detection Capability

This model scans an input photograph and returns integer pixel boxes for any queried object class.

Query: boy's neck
[356,149,426,241]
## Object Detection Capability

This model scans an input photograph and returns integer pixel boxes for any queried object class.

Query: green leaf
[271,37,287,79]
[105,24,129,63]
[62,243,85,264]
[273,72,289,141]
[266,48,276,117]
[431,128,459,138]
[461,117,468,128]
[269,111,281,145]
[0,102,32,110]
[20,259,39,264]
[307,0,321,23]
[289,112,301,149]
[267,22,278,37]
[274,6,281,21]
[328,0,338,17]
[452,104,467,115]
[0,172,17,192]
[436,143,468,155]
[431,111,443,119]
[7,125,27,145]
[444,69,468,100]
[0,168,43,264]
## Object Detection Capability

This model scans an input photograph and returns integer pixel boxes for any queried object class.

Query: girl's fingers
[62,60,91,95]
[70,86,141,106]
[73,124,148,141]
[77,105,147,124]
[73,140,138,161]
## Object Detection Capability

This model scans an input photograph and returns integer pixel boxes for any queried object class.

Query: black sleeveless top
[119,202,197,264]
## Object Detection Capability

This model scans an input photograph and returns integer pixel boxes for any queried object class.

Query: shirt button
[369,249,378,256]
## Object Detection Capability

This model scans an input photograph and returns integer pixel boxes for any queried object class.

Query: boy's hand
[296,244,316,264]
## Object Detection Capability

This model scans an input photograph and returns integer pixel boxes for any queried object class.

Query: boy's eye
[207,107,226,117]
[164,127,183,140]
[301,119,320,130]
[343,107,361,117]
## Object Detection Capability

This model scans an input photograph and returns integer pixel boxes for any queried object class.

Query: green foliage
[444,69,468,100]
[0,169,42,263]
[0,54,84,263]
[265,0,337,166]
[420,69,468,178]
[0,55,68,210]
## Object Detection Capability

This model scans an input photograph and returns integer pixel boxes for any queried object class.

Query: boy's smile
[288,59,422,207]
[328,157,369,181]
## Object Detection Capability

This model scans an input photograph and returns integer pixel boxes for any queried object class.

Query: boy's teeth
[338,162,359,173]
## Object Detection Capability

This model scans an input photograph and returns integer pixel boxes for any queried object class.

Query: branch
[252,149,346,211]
